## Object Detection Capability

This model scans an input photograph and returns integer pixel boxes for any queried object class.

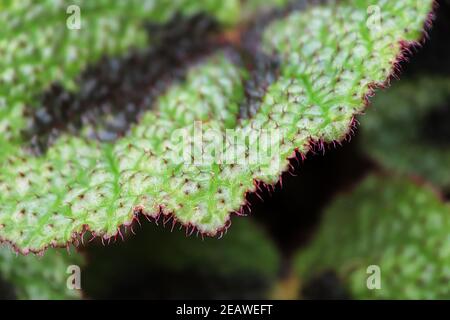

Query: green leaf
[0,245,82,299]
[295,175,450,299]
[0,0,245,149]
[0,0,434,253]
[360,77,450,190]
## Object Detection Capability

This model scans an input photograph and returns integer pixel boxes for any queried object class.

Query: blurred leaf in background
[0,246,82,299]
[83,218,280,299]
[360,78,450,193]
[295,175,450,299]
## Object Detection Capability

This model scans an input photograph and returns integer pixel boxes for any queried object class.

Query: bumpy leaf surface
[295,175,450,299]
[360,77,450,190]
[0,0,434,253]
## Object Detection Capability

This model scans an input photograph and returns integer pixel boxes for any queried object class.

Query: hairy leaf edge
[1,2,438,255]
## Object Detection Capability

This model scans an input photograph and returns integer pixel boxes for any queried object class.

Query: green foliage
[295,175,450,299]
[0,0,434,253]
[0,245,82,299]
[0,0,242,149]
[84,218,279,298]
[360,77,450,190]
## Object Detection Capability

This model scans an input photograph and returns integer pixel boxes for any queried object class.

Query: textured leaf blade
[0,0,435,253]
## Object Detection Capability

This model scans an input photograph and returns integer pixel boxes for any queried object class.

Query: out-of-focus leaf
[360,77,450,190]
[0,245,82,299]
[83,218,280,299]
[295,175,450,299]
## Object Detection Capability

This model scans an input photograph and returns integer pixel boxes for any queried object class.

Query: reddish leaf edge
[0,2,438,256]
